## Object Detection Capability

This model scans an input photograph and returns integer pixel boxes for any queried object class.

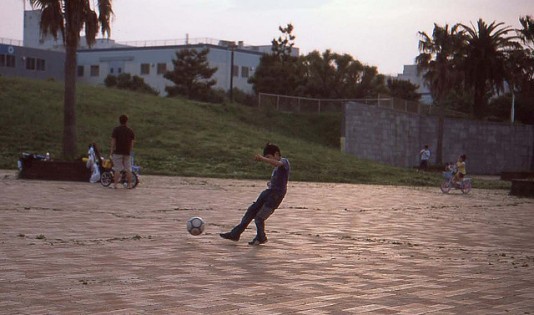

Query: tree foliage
[416,24,465,105]
[460,19,521,118]
[249,54,305,95]
[518,15,534,50]
[301,50,386,98]
[250,24,386,99]
[164,48,218,99]
[415,18,534,123]
[271,24,296,61]
[387,79,421,101]
[249,24,305,95]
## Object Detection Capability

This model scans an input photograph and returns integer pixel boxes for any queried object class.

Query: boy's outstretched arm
[255,154,283,167]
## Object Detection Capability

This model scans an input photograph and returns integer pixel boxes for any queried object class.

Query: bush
[192,88,226,104]
[104,74,117,87]
[231,88,257,106]
[105,73,159,95]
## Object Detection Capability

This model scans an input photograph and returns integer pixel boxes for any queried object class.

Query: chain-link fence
[258,93,431,115]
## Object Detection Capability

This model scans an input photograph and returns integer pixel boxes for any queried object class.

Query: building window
[232,65,239,77]
[0,54,5,67]
[6,55,16,67]
[241,66,249,78]
[118,67,122,74]
[140,63,150,75]
[110,68,114,74]
[26,57,36,70]
[90,65,100,77]
[157,63,167,75]
[77,65,84,77]
[36,58,45,71]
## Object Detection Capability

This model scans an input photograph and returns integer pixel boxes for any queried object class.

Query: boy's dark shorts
[257,190,285,220]
[419,160,428,169]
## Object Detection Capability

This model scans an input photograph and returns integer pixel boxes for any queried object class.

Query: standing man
[110,114,135,189]
[419,144,431,171]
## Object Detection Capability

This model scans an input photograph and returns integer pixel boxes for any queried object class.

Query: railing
[258,93,430,114]
[116,37,224,48]
[0,38,23,46]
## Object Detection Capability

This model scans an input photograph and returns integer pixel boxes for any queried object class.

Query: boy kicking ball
[220,143,290,245]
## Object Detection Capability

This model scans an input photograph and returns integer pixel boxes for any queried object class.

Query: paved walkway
[0,170,533,314]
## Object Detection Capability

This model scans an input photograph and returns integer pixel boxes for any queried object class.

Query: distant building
[396,65,432,104]
[76,42,264,95]
[0,42,65,81]
[11,9,300,96]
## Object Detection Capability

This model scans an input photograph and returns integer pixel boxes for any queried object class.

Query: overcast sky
[0,0,532,75]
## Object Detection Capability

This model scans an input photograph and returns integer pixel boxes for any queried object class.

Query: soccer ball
[186,216,205,236]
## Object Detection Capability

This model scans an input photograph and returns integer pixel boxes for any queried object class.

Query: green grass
[0,76,509,189]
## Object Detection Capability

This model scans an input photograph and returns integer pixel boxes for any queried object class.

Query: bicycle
[99,155,140,189]
[100,168,139,188]
[440,166,471,194]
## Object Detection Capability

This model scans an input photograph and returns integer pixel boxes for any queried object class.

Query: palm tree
[518,15,534,50]
[29,0,113,159]
[460,19,521,119]
[416,23,465,165]
[517,16,534,87]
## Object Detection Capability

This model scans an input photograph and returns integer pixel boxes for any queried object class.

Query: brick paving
[0,170,533,314]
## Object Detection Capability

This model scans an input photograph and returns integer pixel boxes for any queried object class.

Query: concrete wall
[344,102,534,175]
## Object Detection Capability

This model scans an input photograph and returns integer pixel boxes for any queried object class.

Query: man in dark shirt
[110,114,135,189]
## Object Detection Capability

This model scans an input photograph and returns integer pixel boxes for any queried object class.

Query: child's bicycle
[100,157,140,189]
[440,165,471,194]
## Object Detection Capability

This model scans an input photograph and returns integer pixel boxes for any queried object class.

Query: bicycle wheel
[131,172,139,188]
[122,172,139,188]
[461,180,472,194]
[100,171,113,187]
[440,180,451,193]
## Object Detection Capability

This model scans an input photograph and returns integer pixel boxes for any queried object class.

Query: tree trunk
[436,106,444,165]
[63,43,77,159]
[473,81,486,119]
[62,2,78,160]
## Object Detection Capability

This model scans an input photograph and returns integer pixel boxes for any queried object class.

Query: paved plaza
[0,170,533,314]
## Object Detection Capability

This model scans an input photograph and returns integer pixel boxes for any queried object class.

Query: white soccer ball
[187,216,205,236]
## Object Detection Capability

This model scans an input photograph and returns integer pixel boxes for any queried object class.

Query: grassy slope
[0,77,509,189]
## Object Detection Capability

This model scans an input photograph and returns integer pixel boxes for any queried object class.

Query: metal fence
[257,93,430,115]
[0,38,23,46]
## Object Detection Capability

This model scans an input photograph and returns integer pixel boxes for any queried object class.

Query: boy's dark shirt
[269,158,290,193]
[112,125,135,155]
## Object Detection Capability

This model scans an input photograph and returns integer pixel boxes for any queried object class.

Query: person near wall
[419,145,431,171]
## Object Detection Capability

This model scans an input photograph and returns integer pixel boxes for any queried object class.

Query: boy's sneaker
[248,237,268,245]
[219,232,239,242]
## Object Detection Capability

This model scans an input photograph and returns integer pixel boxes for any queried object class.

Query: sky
[0,0,532,75]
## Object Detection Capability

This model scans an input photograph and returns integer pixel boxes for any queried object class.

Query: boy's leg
[221,190,269,240]
[250,191,285,244]
[253,206,275,243]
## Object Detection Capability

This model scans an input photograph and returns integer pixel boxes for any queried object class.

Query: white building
[396,64,433,104]
[76,42,263,95]
[21,10,299,96]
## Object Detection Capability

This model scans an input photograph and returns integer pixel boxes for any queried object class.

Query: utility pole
[229,42,237,102]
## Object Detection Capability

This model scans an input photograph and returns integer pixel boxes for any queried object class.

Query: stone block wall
[344,102,534,175]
